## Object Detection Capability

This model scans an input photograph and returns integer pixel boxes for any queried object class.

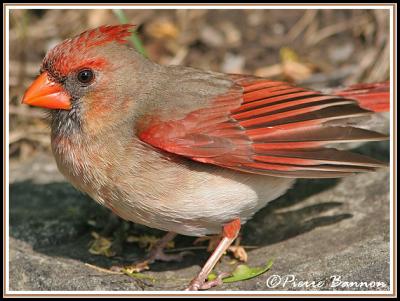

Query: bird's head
[22,24,153,136]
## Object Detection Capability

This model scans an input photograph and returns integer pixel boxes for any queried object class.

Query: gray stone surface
[8,142,391,291]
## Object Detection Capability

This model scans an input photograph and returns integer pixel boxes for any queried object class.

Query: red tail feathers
[334,82,390,113]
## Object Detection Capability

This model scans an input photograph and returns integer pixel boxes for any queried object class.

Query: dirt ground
[8,8,391,292]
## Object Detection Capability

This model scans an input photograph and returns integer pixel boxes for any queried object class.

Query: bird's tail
[334,81,390,113]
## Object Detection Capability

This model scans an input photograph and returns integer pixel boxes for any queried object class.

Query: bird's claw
[185,272,230,291]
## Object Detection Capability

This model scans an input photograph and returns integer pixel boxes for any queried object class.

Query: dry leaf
[227,245,248,262]
[146,19,180,40]
[283,60,313,81]
[88,231,115,257]
[255,64,283,78]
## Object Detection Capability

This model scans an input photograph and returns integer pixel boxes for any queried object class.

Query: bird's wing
[139,75,389,178]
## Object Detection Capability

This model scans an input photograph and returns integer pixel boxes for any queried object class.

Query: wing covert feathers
[140,75,389,178]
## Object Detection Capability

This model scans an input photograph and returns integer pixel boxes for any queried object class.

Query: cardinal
[22,25,390,290]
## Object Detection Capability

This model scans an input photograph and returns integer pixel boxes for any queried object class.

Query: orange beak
[22,72,71,110]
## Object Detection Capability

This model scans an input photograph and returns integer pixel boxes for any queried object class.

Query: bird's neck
[50,105,83,139]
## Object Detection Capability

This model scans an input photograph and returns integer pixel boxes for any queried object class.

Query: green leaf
[207,272,217,281]
[220,259,274,283]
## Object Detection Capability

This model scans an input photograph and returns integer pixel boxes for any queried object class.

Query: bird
[22,24,390,291]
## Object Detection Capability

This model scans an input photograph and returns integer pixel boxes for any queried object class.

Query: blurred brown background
[9,9,390,161]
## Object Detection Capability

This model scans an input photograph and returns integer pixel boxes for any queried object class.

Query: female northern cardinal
[22,25,389,291]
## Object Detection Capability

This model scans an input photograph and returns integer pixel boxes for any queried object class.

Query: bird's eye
[77,69,94,84]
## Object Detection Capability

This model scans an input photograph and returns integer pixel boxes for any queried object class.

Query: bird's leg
[146,231,190,263]
[194,234,248,262]
[185,218,241,291]
[112,231,190,273]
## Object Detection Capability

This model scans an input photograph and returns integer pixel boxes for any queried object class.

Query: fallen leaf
[283,60,313,81]
[280,47,313,81]
[207,272,217,281]
[227,245,248,262]
[207,259,274,283]
[280,46,300,62]
[88,231,115,257]
[255,64,283,78]
[122,262,150,274]
[146,19,180,40]
[122,269,156,282]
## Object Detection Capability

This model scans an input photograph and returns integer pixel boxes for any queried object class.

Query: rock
[8,142,390,291]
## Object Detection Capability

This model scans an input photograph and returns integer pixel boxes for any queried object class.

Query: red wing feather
[139,75,389,178]
[334,81,390,112]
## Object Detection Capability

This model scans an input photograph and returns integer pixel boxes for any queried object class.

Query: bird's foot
[227,236,248,262]
[185,272,230,291]
[194,235,247,262]
[110,249,192,273]
[185,218,241,291]
[111,231,191,273]
[150,248,193,263]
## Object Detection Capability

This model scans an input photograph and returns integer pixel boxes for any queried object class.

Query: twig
[306,12,372,47]
[84,263,123,275]
[306,21,355,46]
[286,10,318,42]
[345,10,389,84]
[366,10,390,82]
